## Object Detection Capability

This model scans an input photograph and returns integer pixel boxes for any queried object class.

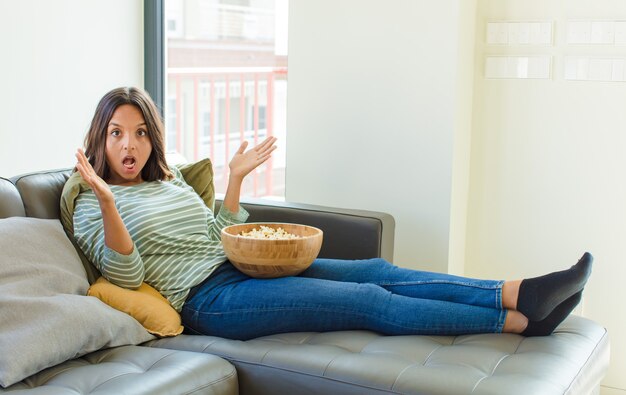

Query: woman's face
[104,104,153,185]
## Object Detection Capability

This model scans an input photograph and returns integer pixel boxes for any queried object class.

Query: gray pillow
[0,217,155,388]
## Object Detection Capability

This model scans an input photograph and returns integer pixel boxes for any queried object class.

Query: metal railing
[167,67,287,197]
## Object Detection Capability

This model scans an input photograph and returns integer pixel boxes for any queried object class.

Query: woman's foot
[516,252,592,321]
[522,291,583,336]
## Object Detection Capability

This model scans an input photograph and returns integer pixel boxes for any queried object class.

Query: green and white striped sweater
[73,166,248,311]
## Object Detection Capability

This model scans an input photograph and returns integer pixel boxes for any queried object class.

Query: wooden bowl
[221,223,323,278]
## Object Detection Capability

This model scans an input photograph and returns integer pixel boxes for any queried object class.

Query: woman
[72,87,592,340]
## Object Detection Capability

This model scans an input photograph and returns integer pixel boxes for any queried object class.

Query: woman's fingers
[252,137,277,163]
[77,149,97,172]
[76,162,97,185]
[75,149,100,188]
[74,148,115,205]
[237,141,249,154]
[229,137,277,178]
[75,162,85,178]
[256,145,277,162]
[75,162,94,189]
[76,148,86,164]
[76,149,102,184]
[76,149,93,172]
[254,136,277,152]
[253,137,277,164]
[237,136,277,156]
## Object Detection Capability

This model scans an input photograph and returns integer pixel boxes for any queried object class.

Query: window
[166,97,177,149]
[158,0,288,199]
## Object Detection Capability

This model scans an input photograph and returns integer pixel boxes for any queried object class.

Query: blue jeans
[181,258,507,340]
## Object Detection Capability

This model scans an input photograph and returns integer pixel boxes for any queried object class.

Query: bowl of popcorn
[221,223,323,278]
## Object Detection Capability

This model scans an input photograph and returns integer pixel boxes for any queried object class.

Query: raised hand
[221,136,277,213]
[229,136,278,180]
[75,148,115,206]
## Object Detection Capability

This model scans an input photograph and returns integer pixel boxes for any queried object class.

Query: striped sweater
[73,166,248,311]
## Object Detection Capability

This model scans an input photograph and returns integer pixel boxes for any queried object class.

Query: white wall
[448,0,478,276]
[287,0,470,273]
[467,0,626,392]
[0,0,144,177]
[289,0,624,391]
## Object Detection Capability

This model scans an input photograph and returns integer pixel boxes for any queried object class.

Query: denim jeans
[181,258,507,340]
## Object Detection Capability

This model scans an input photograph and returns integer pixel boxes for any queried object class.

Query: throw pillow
[88,277,184,337]
[176,158,215,211]
[0,218,155,388]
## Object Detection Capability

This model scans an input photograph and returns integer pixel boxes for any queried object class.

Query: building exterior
[165,0,288,197]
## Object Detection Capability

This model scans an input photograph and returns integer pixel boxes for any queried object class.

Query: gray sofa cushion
[0,178,24,218]
[0,218,154,388]
[0,346,238,395]
[147,315,609,395]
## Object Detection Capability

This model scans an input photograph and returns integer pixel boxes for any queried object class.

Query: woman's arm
[74,148,144,288]
[222,136,277,213]
[75,148,134,255]
[73,195,145,289]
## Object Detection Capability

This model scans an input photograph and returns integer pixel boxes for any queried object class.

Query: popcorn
[240,225,300,239]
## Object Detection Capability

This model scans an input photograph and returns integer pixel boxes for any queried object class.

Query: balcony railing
[167,67,287,198]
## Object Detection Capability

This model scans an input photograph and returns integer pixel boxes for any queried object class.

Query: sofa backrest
[0,177,26,218]
[10,169,72,219]
[2,169,395,262]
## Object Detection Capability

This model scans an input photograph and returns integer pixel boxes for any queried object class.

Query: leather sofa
[0,169,610,395]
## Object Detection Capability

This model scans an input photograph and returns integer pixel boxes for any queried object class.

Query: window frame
[144,0,165,116]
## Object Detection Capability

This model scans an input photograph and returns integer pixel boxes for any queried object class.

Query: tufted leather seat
[0,346,238,394]
[147,315,609,395]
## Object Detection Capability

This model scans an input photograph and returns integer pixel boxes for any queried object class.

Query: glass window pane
[164,0,287,199]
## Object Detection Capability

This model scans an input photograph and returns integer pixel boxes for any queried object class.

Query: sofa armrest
[215,197,395,262]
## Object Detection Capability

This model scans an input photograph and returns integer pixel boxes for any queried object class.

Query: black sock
[521,291,583,337]
[517,252,592,321]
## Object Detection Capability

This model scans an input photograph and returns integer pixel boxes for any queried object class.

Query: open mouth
[122,156,137,169]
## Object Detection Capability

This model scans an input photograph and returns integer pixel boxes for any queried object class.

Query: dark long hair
[83,87,172,182]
